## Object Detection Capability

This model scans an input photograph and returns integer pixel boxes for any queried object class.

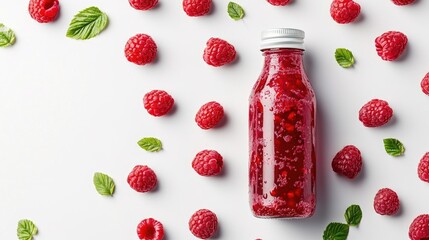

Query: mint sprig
[17,219,38,240]
[0,23,16,47]
[335,48,354,68]
[66,6,108,40]
[138,137,162,152]
[93,172,115,196]
[323,204,362,239]
[383,138,405,156]
[344,204,362,226]
[323,222,349,240]
[227,2,245,20]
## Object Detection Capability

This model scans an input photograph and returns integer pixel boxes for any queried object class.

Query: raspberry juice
[249,29,316,218]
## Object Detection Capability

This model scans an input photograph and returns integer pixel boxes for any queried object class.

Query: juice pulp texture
[249,49,316,218]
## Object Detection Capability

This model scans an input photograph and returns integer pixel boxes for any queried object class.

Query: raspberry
[192,150,223,176]
[266,0,291,6]
[373,188,400,215]
[409,214,429,240]
[189,209,218,239]
[28,0,60,23]
[183,0,211,17]
[129,0,158,10]
[421,73,429,96]
[375,31,408,61]
[195,101,224,130]
[391,0,415,5]
[125,34,157,65]
[203,38,236,67]
[127,165,157,193]
[330,0,361,24]
[137,218,164,240]
[143,90,174,117]
[331,145,362,179]
[418,152,429,183]
[358,99,393,127]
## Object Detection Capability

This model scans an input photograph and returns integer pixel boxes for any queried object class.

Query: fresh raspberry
[129,0,158,10]
[203,38,236,67]
[143,90,174,117]
[28,0,60,23]
[375,31,408,61]
[330,0,361,24]
[358,99,393,127]
[127,165,157,193]
[391,0,415,5]
[409,214,429,240]
[331,145,362,179]
[195,101,224,130]
[373,188,400,215]
[183,0,211,17]
[137,218,164,240]
[418,152,429,182]
[266,0,291,6]
[125,34,157,65]
[192,150,223,176]
[189,209,218,239]
[421,73,429,96]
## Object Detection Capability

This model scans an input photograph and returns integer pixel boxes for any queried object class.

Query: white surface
[1,0,429,239]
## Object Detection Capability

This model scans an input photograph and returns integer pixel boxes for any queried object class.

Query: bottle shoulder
[251,70,315,101]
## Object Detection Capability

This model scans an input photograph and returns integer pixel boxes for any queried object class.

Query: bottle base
[252,214,314,219]
[251,203,315,219]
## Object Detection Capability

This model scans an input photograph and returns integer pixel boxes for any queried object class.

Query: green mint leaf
[228,2,245,20]
[323,222,349,240]
[335,48,354,68]
[344,204,363,226]
[138,137,162,152]
[383,138,405,156]
[93,172,115,196]
[0,23,16,47]
[17,219,38,240]
[66,6,108,40]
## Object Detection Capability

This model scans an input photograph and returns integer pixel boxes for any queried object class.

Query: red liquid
[249,49,316,218]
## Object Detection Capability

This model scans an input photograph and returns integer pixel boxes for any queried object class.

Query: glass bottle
[249,28,316,218]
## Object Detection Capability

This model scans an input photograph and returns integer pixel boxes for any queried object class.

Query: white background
[1,0,429,239]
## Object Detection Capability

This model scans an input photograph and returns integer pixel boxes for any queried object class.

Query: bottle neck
[262,49,304,71]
